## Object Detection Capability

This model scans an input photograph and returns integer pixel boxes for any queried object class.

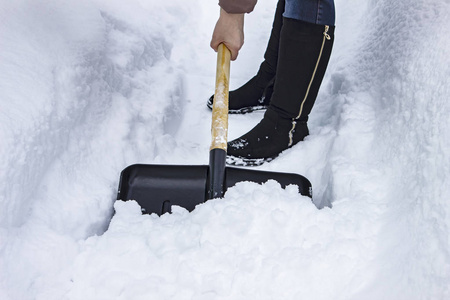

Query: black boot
[227,18,335,166]
[207,0,285,114]
[227,108,309,165]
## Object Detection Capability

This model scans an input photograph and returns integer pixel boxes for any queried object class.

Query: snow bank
[1,0,194,298]
[0,0,191,230]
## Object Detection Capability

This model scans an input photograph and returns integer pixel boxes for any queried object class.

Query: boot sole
[226,154,277,167]
[207,97,269,115]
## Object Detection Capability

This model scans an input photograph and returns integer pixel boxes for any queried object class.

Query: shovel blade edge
[117,164,312,216]
[225,167,312,198]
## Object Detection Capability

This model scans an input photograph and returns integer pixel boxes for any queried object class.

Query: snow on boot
[226,108,309,166]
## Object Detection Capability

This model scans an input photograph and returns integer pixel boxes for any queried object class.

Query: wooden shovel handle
[210,43,231,151]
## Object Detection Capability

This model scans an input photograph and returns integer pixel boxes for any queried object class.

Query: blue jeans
[283,0,335,26]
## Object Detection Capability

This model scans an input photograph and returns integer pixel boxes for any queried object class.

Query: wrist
[219,8,244,24]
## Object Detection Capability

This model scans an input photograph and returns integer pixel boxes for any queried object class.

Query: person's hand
[210,9,244,60]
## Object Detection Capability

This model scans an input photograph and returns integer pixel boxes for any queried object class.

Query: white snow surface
[1,0,449,299]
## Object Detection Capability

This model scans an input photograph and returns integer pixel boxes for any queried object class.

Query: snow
[1,0,449,299]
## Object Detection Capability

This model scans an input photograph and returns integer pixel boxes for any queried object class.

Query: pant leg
[283,0,335,25]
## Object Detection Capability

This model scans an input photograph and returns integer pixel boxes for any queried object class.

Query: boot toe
[226,110,309,166]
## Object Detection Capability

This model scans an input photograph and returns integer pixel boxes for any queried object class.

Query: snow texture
[1,0,449,299]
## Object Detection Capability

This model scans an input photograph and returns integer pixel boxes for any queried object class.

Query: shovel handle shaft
[210,44,231,151]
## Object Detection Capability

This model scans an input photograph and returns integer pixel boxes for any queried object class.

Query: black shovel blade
[117,164,312,216]
[117,164,209,215]
[225,167,312,198]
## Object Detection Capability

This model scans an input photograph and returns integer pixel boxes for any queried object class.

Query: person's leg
[284,0,335,26]
[207,0,285,114]
[269,19,334,123]
[227,16,335,166]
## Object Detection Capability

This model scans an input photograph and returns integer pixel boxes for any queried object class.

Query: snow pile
[1,0,449,299]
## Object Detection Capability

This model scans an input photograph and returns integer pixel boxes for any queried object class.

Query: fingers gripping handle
[210,44,231,151]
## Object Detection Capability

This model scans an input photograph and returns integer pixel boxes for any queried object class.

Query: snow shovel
[117,44,312,215]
